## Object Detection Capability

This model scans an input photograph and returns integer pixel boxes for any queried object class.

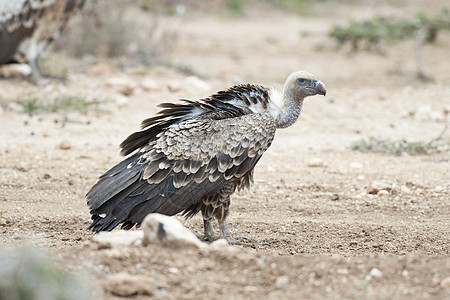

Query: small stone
[0,63,32,77]
[441,276,450,288]
[337,268,349,275]
[308,158,326,168]
[367,181,391,194]
[444,105,450,115]
[350,162,363,169]
[59,140,71,150]
[369,267,383,278]
[275,276,289,288]
[142,213,206,249]
[92,230,144,249]
[401,270,409,278]
[434,186,444,192]
[0,218,7,225]
[244,286,258,293]
[377,190,390,196]
[106,77,136,96]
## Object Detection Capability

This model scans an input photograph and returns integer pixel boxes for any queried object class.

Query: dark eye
[297,78,307,85]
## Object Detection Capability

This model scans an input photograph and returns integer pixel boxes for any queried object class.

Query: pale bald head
[283,71,326,100]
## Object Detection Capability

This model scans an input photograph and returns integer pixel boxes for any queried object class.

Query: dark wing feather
[87,109,276,232]
[119,85,269,156]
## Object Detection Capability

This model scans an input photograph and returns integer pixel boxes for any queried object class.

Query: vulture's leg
[202,218,219,241]
[216,195,251,245]
[30,56,42,79]
[217,217,250,245]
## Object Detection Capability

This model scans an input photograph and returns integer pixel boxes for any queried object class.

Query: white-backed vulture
[87,71,326,244]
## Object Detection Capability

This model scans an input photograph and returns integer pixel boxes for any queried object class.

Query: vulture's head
[273,71,326,128]
[284,71,326,100]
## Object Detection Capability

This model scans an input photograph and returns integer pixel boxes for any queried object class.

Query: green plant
[15,95,108,114]
[351,134,449,156]
[329,9,450,80]
[0,247,93,300]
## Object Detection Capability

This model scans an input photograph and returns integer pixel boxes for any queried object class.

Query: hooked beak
[312,79,327,96]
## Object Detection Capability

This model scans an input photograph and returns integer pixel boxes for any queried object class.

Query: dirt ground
[0,2,449,299]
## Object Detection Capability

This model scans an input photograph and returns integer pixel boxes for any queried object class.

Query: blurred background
[31,0,450,86]
[0,1,449,299]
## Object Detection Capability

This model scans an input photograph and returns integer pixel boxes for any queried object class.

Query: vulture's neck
[269,89,304,129]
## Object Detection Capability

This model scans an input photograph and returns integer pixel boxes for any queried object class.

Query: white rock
[275,276,289,288]
[350,162,363,170]
[142,213,206,249]
[92,230,144,249]
[369,267,383,278]
[367,181,391,194]
[441,276,450,288]
[307,158,326,168]
[377,190,390,196]
[0,63,32,77]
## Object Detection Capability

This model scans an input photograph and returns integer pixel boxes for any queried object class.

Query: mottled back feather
[87,85,276,232]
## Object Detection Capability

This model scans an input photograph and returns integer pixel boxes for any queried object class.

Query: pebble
[307,158,326,168]
[367,181,391,194]
[444,105,450,115]
[369,267,383,278]
[350,162,363,169]
[92,230,144,249]
[59,140,71,150]
[377,190,390,196]
[106,77,137,96]
[0,63,32,77]
[142,213,206,249]
[275,276,289,288]
[441,276,450,288]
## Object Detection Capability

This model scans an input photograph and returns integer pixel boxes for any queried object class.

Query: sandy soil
[0,2,449,299]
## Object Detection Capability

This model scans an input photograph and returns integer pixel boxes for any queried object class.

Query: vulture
[87,71,326,244]
[0,0,85,78]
